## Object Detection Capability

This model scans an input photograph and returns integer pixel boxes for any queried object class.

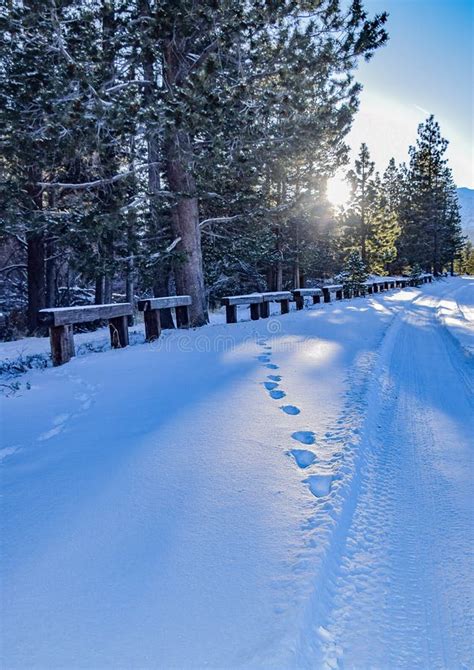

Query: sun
[326,175,352,208]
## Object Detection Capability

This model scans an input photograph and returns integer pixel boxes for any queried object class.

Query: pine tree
[398,115,464,275]
[1,1,62,331]
[455,241,474,275]
[409,262,424,284]
[367,171,400,274]
[346,143,376,264]
[339,251,368,294]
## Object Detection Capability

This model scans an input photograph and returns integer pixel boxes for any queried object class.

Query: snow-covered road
[315,287,474,669]
[1,278,473,668]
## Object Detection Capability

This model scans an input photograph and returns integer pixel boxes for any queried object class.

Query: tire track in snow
[316,292,474,669]
[287,303,407,669]
[251,305,403,668]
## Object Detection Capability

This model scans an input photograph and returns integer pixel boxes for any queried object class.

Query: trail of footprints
[256,338,334,499]
[37,376,98,443]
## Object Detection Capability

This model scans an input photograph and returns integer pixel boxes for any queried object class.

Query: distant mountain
[457,187,474,243]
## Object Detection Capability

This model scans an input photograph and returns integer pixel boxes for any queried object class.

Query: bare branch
[38,163,173,194]
[166,237,181,253]
[0,264,27,274]
[199,214,243,227]
[104,80,153,94]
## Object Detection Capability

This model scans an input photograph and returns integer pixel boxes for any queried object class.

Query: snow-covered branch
[38,164,173,194]
[199,215,243,227]
[104,80,153,95]
[0,264,27,274]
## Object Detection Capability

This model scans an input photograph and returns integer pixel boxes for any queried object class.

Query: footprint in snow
[265,363,279,370]
[289,449,317,468]
[281,405,300,415]
[39,413,70,442]
[291,430,315,445]
[53,413,70,426]
[270,389,286,400]
[0,446,21,462]
[305,474,333,498]
[257,354,271,362]
[264,381,279,391]
[39,426,63,441]
[75,392,92,410]
[267,374,281,382]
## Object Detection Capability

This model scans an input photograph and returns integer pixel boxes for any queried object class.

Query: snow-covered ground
[0,300,284,380]
[1,277,473,669]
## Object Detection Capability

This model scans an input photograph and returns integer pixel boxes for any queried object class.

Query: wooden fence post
[175,305,190,328]
[280,299,290,314]
[250,303,261,320]
[50,325,75,367]
[109,316,129,348]
[225,305,237,324]
[144,309,161,341]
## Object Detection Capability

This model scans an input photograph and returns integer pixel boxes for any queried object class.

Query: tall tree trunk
[98,1,116,306]
[45,238,56,307]
[275,178,286,291]
[26,231,45,333]
[164,129,208,326]
[104,275,113,303]
[266,267,274,292]
[163,39,208,327]
[125,257,135,326]
[433,226,440,276]
[275,225,283,291]
[125,270,134,304]
[361,164,367,264]
[140,4,175,327]
[95,275,105,304]
[26,169,45,333]
[276,261,283,291]
[104,230,114,305]
[293,220,300,289]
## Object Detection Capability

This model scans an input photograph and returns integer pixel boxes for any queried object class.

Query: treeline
[340,115,464,278]
[0,2,464,338]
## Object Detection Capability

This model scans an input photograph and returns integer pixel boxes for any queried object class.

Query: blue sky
[345,0,473,188]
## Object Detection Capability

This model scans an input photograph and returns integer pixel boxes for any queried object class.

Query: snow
[1,277,473,668]
[0,300,288,372]
[0,322,146,362]
[435,279,474,357]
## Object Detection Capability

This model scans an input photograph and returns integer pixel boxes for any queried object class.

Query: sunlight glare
[326,175,351,208]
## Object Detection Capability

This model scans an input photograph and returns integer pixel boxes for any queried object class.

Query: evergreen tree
[409,262,424,284]
[342,145,399,274]
[340,250,368,294]
[346,143,376,264]
[398,115,464,274]
[455,241,474,275]
[1,1,64,331]
[367,171,400,273]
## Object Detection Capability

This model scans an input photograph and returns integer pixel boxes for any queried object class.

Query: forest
[0,0,466,335]
[1,3,473,668]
